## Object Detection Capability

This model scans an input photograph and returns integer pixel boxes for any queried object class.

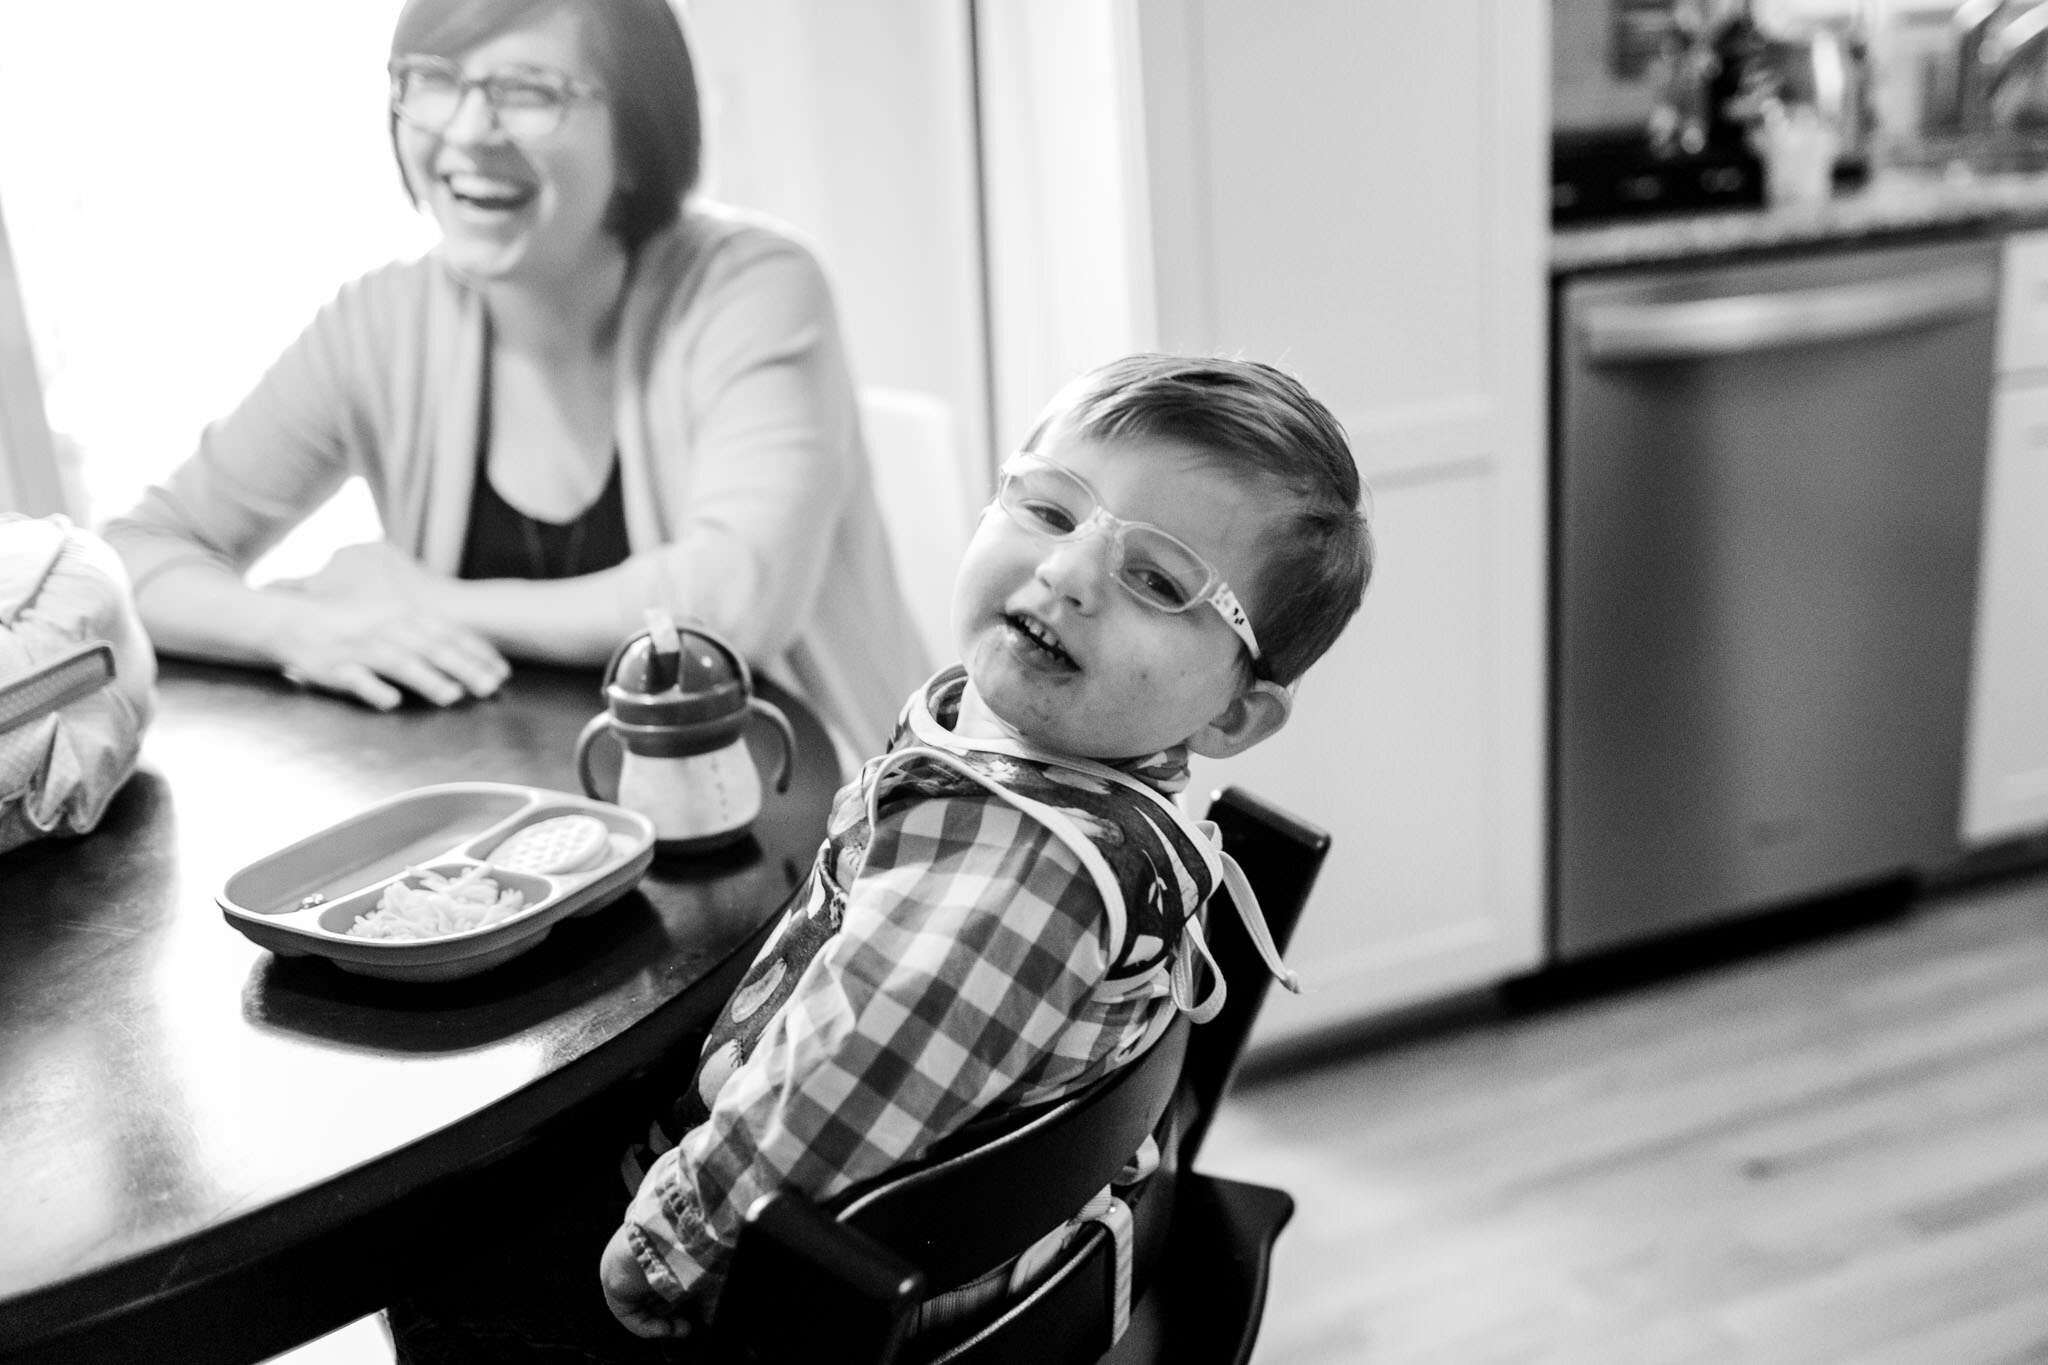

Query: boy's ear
[1187,679,1292,759]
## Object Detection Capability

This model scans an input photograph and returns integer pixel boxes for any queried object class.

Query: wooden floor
[279,864,2048,1365]
[1200,864,2048,1365]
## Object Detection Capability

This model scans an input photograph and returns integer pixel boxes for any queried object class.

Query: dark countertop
[1552,166,2048,275]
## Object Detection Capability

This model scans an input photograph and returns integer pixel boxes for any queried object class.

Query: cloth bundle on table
[0,514,155,854]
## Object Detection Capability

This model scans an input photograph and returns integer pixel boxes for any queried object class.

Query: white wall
[976,0,1551,1040]
[686,0,993,500]
[0,2,422,535]
[684,1,993,661]
[974,0,1160,444]
[0,197,67,517]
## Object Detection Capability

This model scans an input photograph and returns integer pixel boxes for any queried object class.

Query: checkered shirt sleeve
[620,784,1165,1311]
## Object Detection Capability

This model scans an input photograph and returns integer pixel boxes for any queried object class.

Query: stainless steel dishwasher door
[1553,237,1997,960]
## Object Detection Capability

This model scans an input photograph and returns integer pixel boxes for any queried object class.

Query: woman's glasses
[388,55,605,142]
[994,453,1262,662]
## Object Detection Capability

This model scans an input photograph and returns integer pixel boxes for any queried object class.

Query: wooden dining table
[0,657,841,1364]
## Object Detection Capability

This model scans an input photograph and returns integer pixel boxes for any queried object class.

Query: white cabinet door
[979,0,1549,1046]
[1964,380,2048,843]
[1996,230,2048,376]
[1190,474,1531,1038]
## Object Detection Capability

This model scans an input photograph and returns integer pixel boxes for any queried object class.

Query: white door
[1965,376,2048,843]
[979,0,1550,1046]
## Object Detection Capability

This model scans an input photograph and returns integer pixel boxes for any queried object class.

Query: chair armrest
[710,1191,927,1364]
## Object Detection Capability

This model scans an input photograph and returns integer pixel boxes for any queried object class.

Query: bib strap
[1205,832,1304,996]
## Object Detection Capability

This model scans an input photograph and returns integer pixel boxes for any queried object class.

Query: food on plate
[346,864,526,940]
[493,813,611,875]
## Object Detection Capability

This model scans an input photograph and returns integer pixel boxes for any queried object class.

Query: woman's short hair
[389,0,702,250]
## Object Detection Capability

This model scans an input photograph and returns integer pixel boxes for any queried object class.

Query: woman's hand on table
[268,547,509,710]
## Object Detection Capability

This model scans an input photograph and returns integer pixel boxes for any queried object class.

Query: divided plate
[217,782,656,982]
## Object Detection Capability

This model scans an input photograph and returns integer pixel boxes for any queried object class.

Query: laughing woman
[102,0,927,761]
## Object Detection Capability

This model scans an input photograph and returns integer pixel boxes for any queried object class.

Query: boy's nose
[1034,530,1113,610]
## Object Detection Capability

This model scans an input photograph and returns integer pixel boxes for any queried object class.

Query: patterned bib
[669,669,1220,1133]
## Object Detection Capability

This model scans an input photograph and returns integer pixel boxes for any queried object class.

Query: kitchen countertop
[1551,165,2048,274]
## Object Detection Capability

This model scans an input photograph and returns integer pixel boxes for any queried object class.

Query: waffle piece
[494,814,610,876]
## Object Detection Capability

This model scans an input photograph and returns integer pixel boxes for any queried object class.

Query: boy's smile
[950,431,1283,760]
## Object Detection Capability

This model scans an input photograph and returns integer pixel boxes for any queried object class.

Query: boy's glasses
[388,55,606,142]
[994,452,1262,662]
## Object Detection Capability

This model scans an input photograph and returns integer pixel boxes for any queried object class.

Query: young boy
[600,352,1374,1342]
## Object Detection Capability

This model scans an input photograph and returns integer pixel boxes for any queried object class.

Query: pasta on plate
[347,865,526,941]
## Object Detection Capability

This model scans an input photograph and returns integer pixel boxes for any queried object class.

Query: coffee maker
[1552,0,1769,222]
[1551,0,1874,223]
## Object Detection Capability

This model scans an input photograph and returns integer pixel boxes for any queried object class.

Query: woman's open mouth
[440,171,536,216]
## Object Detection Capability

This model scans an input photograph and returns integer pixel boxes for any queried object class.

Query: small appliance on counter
[1550,0,1874,224]
[1552,128,1765,223]
[1552,0,1772,224]
[1761,20,1876,187]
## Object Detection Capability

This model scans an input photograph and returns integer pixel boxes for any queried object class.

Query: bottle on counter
[1707,0,1772,152]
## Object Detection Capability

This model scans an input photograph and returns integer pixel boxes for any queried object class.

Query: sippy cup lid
[602,611,754,734]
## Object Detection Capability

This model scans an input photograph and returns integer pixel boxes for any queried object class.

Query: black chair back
[713,1019,1190,1365]
[711,786,1333,1365]
[835,1015,1190,1292]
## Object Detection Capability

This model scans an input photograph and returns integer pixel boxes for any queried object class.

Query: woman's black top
[457,329,632,581]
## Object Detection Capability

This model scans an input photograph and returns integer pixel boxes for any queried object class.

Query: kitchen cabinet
[1964,230,2048,843]
[978,1,1549,1047]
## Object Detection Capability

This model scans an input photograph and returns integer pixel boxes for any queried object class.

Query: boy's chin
[958,655,1209,760]
[952,674,1046,746]
[956,681,1184,761]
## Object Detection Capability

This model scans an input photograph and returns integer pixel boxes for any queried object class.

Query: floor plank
[1203,867,2048,1364]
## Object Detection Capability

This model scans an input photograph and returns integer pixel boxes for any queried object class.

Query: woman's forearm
[135,556,511,709]
[130,562,306,669]
[437,569,640,666]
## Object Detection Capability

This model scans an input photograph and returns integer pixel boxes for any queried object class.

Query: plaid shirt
[620,676,1192,1312]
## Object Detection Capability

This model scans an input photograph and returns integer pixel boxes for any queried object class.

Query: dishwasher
[1552,236,1997,961]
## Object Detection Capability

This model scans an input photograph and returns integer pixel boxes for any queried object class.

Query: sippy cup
[574,611,796,854]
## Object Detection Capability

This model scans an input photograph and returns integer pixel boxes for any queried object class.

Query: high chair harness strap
[860,746,1135,968]
[879,725,1304,1020]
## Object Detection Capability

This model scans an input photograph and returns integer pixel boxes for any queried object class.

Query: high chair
[703,786,1331,1365]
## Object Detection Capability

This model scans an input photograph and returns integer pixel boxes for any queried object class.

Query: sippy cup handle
[748,696,797,795]
[573,713,617,801]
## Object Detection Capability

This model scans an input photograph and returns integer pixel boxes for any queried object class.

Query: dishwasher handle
[1579,262,1998,364]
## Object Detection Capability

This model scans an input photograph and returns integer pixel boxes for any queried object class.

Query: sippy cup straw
[643,608,682,691]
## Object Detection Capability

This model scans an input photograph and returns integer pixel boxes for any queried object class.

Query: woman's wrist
[251,585,332,673]
[130,563,292,669]
[439,571,634,665]
[406,565,461,620]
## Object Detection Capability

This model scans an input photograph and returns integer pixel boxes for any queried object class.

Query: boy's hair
[1026,354,1374,686]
